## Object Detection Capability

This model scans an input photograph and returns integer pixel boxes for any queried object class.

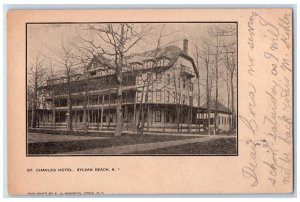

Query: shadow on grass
[130,138,237,155]
[28,134,197,155]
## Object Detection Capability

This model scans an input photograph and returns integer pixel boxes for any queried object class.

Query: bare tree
[46,59,57,129]
[208,24,237,134]
[223,45,237,133]
[80,23,151,136]
[51,41,81,132]
[199,38,214,135]
[27,56,47,128]
[193,41,203,132]
[133,24,177,135]
[209,26,223,134]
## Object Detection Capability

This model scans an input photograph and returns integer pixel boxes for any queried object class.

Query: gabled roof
[200,100,231,114]
[126,45,199,77]
[87,54,115,70]
[90,45,199,77]
[126,45,182,64]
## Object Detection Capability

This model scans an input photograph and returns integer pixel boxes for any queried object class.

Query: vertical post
[91,109,94,129]
[100,94,104,131]
[75,110,77,129]
[133,91,137,131]
[147,105,150,132]
[163,106,165,132]
[108,90,111,130]
[97,95,100,129]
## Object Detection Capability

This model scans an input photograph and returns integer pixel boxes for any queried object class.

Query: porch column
[100,94,104,130]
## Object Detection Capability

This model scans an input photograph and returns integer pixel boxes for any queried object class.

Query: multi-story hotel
[33,40,233,133]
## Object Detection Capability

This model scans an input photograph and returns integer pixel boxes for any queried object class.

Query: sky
[27,22,237,108]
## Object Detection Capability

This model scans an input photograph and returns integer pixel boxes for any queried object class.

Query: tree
[223,45,237,133]
[209,26,223,134]
[47,59,57,129]
[218,24,237,133]
[132,24,177,135]
[51,41,81,132]
[209,24,237,134]
[27,56,47,128]
[199,38,214,135]
[81,23,151,136]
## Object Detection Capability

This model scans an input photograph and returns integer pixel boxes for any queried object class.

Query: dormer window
[156,73,162,83]
[131,63,137,69]
[137,75,142,85]
[158,59,163,67]
[144,60,153,68]
[130,62,142,70]
[90,71,96,76]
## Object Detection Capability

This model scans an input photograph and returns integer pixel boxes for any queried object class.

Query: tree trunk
[214,58,219,135]
[140,87,149,136]
[66,75,73,132]
[136,86,145,135]
[115,66,123,136]
[31,100,37,128]
[83,91,88,133]
[133,91,137,132]
[230,72,235,134]
[52,94,56,129]
[100,94,104,131]
[206,65,211,135]
[197,77,201,132]
[32,73,38,128]
[67,92,73,132]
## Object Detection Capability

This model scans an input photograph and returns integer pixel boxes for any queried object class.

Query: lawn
[27,134,198,155]
[130,137,237,155]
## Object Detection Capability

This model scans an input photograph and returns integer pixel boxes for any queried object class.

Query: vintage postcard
[7,8,294,195]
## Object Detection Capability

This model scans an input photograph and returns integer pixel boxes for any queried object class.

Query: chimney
[183,39,188,54]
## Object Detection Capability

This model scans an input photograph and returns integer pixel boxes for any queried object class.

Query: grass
[28,134,197,155]
[130,138,237,155]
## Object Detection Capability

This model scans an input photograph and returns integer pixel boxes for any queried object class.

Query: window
[147,91,152,101]
[144,61,153,68]
[147,73,153,82]
[172,114,176,123]
[48,113,52,122]
[144,112,148,122]
[167,74,170,85]
[90,71,96,76]
[158,59,164,67]
[190,82,193,91]
[155,110,161,122]
[173,92,176,103]
[178,78,181,88]
[137,75,142,85]
[166,111,170,123]
[166,91,170,102]
[156,73,162,83]
[183,77,186,89]
[183,95,186,104]
[177,93,181,104]
[137,92,142,102]
[156,90,161,101]
[131,63,138,69]
[189,96,193,106]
